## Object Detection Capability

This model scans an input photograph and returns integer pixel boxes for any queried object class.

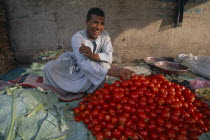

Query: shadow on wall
[101,0,208,40]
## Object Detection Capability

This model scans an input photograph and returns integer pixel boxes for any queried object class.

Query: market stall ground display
[1,51,210,140]
[74,75,210,140]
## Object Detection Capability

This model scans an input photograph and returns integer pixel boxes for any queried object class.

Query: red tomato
[131,107,137,113]
[139,100,147,107]
[94,125,102,133]
[100,121,106,127]
[150,86,159,93]
[98,113,104,121]
[138,129,148,138]
[186,118,196,125]
[74,116,81,122]
[165,97,172,105]
[130,92,139,100]
[126,80,133,86]
[141,80,149,86]
[112,129,121,139]
[165,121,172,129]
[138,75,146,80]
[136,89,144,96]
[159,134,167,140]
[144,106,151,113]
[104,114,112,122]
[73,107,80,114]
[123,104,132,112]
[150,131,158,139]
[182,102,188,109]
[106,123,115,130]
[156,108,162,114]
[121,81,129,88]
[157,97,165,106]
[116,109,123,115]
[168,90,175,97]
[102,103,109,110]
[131,114,138,122]
[156,126,165,134]
[149,104,156,110]
[111,115,118,124]
[108,108,116,115]
[88,123,93,129]
[172,110,181,116]
[121,97,129,103]
[96,105,102,110]
[119,135,127,140]
[134,80,141,87]
[113,92,124,102]
[170,101,182,110]
[147,123,156,131]
[87,103,93,110]
[118,115,127,124]
[129,85,137,91]
[171,115,179,123]
[137,120,146,129]
[161,110,170,120]
[103,129,112,138]
[79,101,85,106]
[179,128,187,135]
[79,104,86,111]
[203,108,210,117]
[183,89,191,96]
[125,119,133,128]
[187,94,195,103]
[138,112,147,120]
[201,125,208,133]
[92,109,100,117]
[149,111,157,119]
[131,75,139,81]
[117,124,125,132]
[103,93,112,101]
[176,134,187,140]
[92,119,99,125]
[171,125,179,132]
[83,117,90,125]
[156,117,164,126]
[109,101,116,108]
[202,102,209,108]
[124,128,133,138]
[188,133,198,140]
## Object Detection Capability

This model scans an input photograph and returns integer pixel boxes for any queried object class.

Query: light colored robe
[43,30,113,93]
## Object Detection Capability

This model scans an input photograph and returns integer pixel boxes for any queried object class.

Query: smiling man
[43,8,134,96]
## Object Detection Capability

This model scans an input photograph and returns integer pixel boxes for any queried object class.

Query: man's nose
[96,24,103,30]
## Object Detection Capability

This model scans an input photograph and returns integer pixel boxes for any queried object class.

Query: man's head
[86,8,105,40]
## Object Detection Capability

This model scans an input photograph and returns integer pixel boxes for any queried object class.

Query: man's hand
[118,68,135,80]
[79,44,100,61]
[79,43,93,58]
[108,67,135,80]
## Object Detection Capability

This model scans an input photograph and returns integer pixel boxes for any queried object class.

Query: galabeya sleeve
[71,33,108,86]
[98,31,113,64]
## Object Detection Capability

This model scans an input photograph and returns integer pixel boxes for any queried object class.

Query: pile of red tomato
[74,74,210,140]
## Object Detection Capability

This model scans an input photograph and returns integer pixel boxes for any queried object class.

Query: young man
[43,8,134,94]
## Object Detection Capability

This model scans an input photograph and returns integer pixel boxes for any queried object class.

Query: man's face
[86,14,105,40]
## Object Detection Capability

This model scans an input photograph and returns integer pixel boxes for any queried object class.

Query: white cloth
[43,30,113,93]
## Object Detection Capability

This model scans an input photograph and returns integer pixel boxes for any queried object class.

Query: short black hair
[87,8,105,20]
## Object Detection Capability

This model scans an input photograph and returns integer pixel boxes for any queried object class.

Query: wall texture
[5,0,210,64]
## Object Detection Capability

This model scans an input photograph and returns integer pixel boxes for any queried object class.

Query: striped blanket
[0,74,85,102]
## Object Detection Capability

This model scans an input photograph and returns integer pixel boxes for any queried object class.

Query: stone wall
[5,0,210,64]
